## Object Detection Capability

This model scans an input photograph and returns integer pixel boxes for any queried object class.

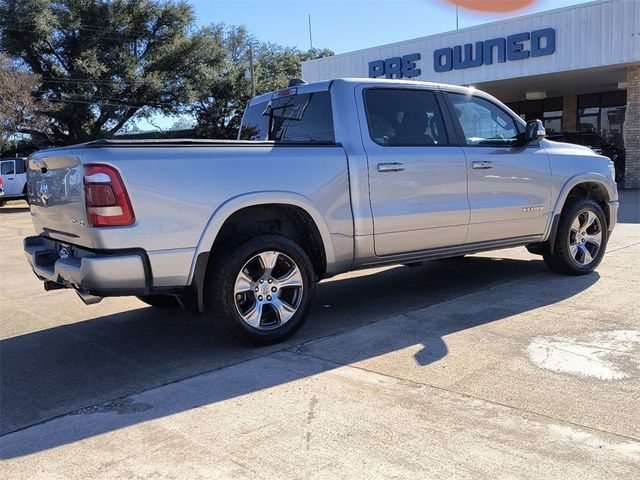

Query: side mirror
[524,119,546,144]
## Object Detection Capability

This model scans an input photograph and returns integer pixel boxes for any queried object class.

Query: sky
[189,0,593,54]
[138,0,594,131]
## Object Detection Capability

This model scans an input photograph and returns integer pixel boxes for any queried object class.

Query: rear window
[239,91,335,143]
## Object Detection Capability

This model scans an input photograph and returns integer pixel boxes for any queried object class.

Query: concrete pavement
[1,191,639,478]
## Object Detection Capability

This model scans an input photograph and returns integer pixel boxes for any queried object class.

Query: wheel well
[210,204,327,280]
[564,182,610,226]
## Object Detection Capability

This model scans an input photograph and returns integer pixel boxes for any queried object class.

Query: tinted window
[447,93,519,146]
[364,89,448,146]
[1,161,15,175]
[239,91,335,143]
[15,158,26,174]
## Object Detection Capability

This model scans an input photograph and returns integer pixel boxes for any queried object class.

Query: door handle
[377,162,405,172]
[471,161,494,170]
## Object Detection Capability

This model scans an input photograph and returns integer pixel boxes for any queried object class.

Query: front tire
[543,198,608,275]
[205,234,315,345]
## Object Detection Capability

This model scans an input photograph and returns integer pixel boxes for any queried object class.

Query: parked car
[0,157,28,206]
[0,176,4,201]
[547,131,625,184]
[23,79,618,344]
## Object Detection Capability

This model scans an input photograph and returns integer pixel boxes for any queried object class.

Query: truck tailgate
[27,153,94,249]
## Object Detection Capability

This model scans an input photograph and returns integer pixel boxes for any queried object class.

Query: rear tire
[136,295,180,309]
[205,234,315,345]
[543,198,608,275]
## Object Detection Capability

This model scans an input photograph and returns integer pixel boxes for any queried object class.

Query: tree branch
[106,108,139,137]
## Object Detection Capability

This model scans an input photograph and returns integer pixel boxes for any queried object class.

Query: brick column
[562,95,577,132]
[624,65,640,188]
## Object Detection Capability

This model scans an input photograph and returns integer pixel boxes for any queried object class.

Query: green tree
[0,53,50,153]
[191,24,333,139]
[0,0,225,144]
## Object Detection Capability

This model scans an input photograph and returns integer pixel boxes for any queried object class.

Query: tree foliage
[190,24,333,139]
[0,0,225,144]
[0,2,333,145]
[0,54,50,153]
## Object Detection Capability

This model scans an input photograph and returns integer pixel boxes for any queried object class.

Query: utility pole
[308,14,313,50]
[456,6,459,30]
[248,43,255,98]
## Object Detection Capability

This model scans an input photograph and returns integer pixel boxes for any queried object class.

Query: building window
[506,97,562,133]
[543,110,562,134]
[577,91,627,147]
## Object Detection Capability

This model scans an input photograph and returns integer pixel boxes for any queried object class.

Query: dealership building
[302,0,640,187]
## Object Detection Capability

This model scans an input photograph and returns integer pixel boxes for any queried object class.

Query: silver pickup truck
[24,78,618,344]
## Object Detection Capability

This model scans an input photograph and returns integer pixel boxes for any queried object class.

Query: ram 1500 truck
[24,79,619,344]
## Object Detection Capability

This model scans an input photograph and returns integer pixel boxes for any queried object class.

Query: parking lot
[1,191,639,479]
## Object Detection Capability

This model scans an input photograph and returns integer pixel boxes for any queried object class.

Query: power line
[0,13,172,38]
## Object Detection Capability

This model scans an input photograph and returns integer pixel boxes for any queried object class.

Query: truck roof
[248,78,475,107]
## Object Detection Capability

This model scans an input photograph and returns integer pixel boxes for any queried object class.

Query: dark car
[547,131,625,184]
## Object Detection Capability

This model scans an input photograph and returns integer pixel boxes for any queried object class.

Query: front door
[445,93,551,243]
[360,87,470,256]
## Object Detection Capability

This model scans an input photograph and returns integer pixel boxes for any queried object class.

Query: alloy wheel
[233,251,304,330]
[568,209,602,266]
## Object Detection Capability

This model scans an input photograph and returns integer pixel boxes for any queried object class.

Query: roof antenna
[288,79,307,87]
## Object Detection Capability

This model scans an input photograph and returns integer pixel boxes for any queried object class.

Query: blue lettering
[482,38,506,65]
[434,48,453,72]
[384,57,403,79]
[368,54,422,78]
[507,32,530,61]
[453,42,483,69]
[531,28,555,57]
[432,28,555,72]
[368,60,385,78]
[402,53,421,78]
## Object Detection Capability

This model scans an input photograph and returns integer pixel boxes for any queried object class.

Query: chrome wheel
[568,209,602,266]
[233,251,304,330]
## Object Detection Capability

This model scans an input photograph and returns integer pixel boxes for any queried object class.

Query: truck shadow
[0,255,598,458]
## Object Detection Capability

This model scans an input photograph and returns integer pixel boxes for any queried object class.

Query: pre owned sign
[368,28,556,78]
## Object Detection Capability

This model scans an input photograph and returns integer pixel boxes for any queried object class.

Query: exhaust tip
[75,289,103,305]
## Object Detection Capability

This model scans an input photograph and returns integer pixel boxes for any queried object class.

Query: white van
[0,157,28,206]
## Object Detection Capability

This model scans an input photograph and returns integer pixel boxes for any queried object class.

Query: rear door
[359,87,469,256]
[444,92,551,244]
[1,160,16,195]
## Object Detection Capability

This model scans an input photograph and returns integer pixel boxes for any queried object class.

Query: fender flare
[543,173,616,242]
[187,191,337,285]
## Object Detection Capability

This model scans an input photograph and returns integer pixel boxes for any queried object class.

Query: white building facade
[302,0,640,187]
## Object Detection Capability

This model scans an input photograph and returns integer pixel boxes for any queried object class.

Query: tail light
[83,164,135,227]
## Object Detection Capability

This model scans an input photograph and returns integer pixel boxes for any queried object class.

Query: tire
[136,294,180,309]
[205,234,315,345]
[543,198,608,275]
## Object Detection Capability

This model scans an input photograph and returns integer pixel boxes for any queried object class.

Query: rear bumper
[24,235,148,295]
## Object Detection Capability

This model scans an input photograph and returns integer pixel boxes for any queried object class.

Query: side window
[364,89,449,146]
[447,93,519,146]
[1,161,15,175]
[239,91,335,143]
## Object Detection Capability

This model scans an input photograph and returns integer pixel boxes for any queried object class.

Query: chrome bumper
[24,235,147,293]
